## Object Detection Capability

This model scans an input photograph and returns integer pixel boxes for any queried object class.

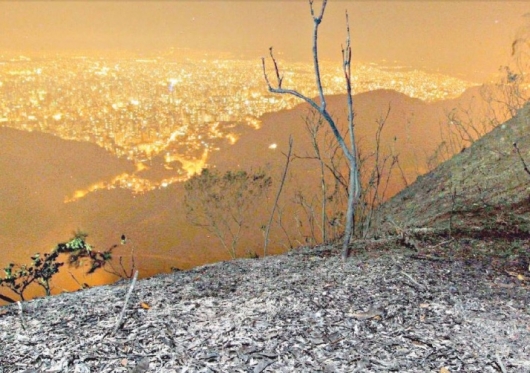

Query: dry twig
[112,270,138,336]
[496,352,508,373]
[17,301,27,332]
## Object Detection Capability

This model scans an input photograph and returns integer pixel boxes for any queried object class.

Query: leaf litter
[0,241,529,372]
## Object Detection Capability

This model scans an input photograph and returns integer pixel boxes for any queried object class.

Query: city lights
[0,52,475,200]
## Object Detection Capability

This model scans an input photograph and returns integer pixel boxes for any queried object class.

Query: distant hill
[0,127,135,252]
[0,128,260,302]
[208,87,491,197]
[0,127,227,253]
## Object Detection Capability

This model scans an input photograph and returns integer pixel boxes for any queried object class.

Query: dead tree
[184,168,272,259]
[262,0,359,259]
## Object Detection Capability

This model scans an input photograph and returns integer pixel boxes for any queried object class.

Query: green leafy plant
[0,231,117,303]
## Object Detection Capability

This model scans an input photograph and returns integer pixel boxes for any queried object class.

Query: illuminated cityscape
[0,51,475,200]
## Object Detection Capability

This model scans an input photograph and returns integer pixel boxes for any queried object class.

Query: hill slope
[1,98,530,373]
[210,89,456,184]
[0,128,227,301]
[1,244,529,372]
[0,127,135,253]
[374,102,530,235]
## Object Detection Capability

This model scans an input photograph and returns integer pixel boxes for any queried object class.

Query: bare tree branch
[264,136,294,256]
[263,0,360,259]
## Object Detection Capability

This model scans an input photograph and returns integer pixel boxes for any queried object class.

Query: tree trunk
[342,164,356,260]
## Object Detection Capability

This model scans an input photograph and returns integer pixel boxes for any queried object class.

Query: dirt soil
[0,236,529,373]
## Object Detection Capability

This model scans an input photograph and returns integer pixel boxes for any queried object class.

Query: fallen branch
[112,270,138,336]
[17,301,27,333]
[400,271,425,290]
[429,238,454,249]
[349,304,384,320]
[495,352,507,373]
[385,216,421,251]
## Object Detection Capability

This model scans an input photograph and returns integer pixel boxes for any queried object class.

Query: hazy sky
[1,1,529,81]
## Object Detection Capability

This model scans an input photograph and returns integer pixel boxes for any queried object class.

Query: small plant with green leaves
[0,232,118,303]
[0,252,64,303]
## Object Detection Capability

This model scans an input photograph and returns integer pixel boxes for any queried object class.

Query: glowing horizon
[1,1,529,82]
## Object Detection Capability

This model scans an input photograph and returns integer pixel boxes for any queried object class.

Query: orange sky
[0,1,529,81]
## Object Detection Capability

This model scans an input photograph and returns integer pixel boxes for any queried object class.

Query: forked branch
[262,0,360,259]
